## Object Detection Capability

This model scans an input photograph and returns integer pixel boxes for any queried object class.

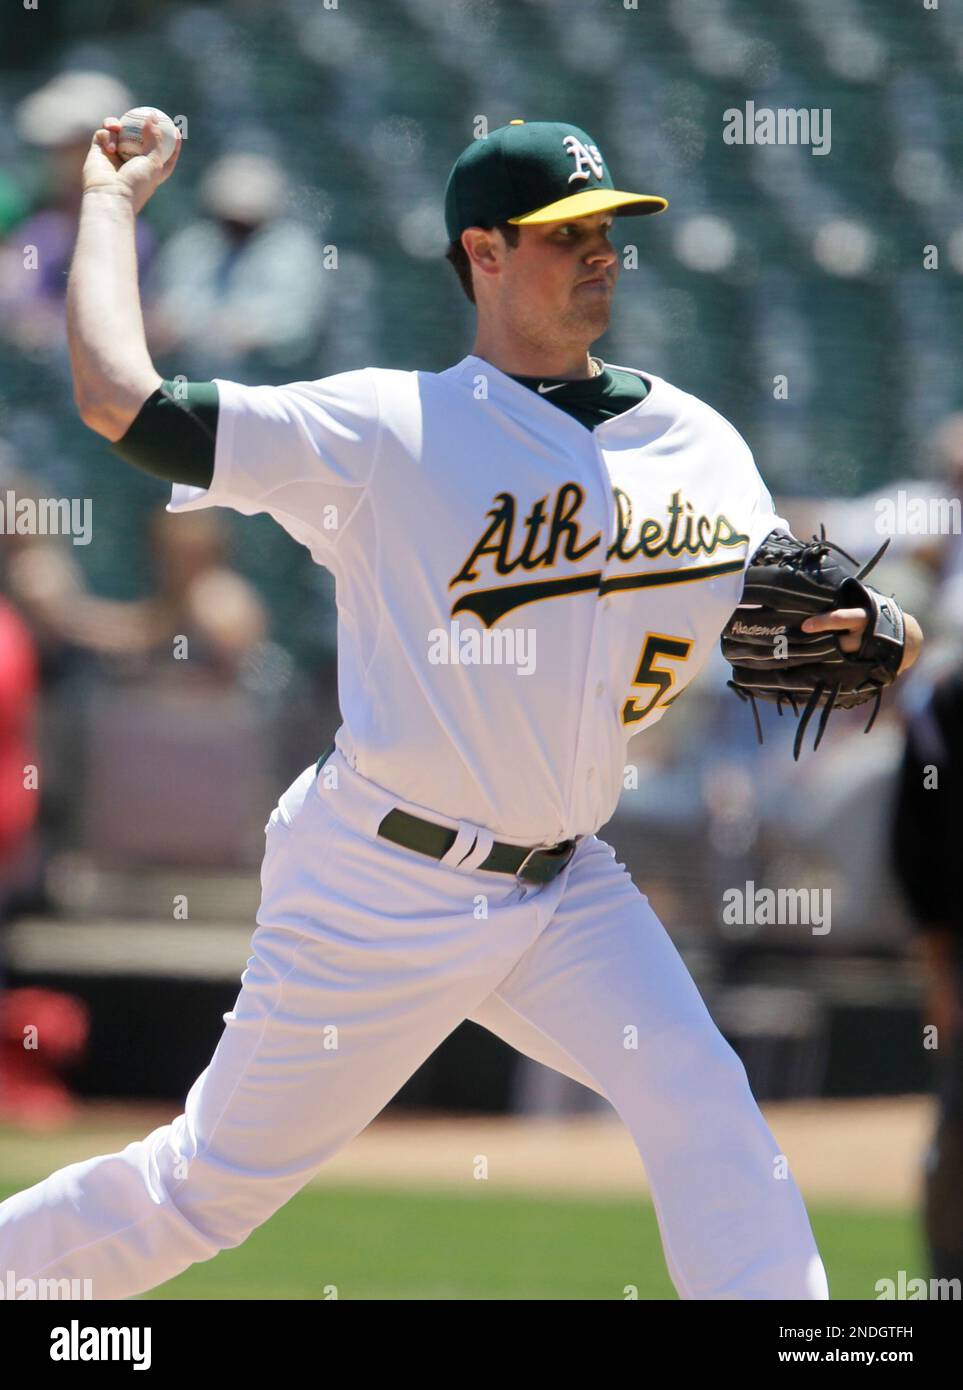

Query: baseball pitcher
[0,115,923,1299]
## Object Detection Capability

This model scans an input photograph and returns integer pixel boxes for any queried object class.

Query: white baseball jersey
[168,355,787,843]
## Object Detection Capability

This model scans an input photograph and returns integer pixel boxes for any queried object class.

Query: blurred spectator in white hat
[144,151,329,377]
[0,71,155,360]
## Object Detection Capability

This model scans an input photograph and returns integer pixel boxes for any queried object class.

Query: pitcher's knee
[154,1133,298,1252]
[165,1176,279,1252]
[627,1019,751,1101]
[703,1031,754,1097]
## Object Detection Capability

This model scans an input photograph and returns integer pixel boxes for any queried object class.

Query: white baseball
[116,106,178,164]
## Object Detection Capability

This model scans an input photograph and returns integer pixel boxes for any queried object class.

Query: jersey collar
[447,354,660,435]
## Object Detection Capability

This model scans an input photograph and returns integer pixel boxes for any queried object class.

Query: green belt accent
[316,740,337,775]
[377,807,577,885]
[314,741,577,884]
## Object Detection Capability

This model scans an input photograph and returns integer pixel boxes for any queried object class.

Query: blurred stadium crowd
[0,0,961,1190]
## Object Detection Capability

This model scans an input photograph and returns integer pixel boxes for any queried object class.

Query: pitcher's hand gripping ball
[116,107,178,164]
[721,527,906,759]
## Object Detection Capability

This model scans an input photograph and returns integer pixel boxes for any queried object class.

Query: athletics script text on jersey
[450,484,749,626]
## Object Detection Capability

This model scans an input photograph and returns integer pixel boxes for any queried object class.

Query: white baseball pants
[0,749,828,1299]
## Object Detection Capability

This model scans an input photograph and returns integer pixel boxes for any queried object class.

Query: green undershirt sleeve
[110,379,219,489]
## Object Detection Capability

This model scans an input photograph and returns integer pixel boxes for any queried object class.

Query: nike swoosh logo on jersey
[536,382,566,394]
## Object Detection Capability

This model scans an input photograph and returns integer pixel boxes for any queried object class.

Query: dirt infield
[311,1096,934,1206]
[0,1095,934,1208]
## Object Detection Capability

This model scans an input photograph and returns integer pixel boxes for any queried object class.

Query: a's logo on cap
[563,134,605,184]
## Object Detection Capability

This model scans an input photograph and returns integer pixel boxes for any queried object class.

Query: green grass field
[0,1180,923,1300]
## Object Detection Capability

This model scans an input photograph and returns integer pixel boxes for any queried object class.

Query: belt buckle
[516,838,578,887]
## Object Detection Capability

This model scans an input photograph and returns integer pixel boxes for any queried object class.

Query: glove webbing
[727,676,884,761]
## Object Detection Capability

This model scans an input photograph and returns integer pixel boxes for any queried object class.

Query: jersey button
[595,681,605,697]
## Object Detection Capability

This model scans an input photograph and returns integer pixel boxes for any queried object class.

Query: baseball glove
[721,526,906,760]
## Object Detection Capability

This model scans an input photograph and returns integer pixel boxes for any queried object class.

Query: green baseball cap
[444,119,667,244]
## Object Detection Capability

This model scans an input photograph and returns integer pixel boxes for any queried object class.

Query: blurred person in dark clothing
[892,658,963,1282]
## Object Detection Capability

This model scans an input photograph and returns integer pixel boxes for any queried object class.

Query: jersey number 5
[621,632,694,725]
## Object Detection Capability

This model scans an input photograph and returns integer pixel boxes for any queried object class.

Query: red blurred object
[0,988,90,1130]
[0,598,38,866]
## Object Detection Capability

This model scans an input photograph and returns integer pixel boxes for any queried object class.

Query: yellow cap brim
[508,188,668,224]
